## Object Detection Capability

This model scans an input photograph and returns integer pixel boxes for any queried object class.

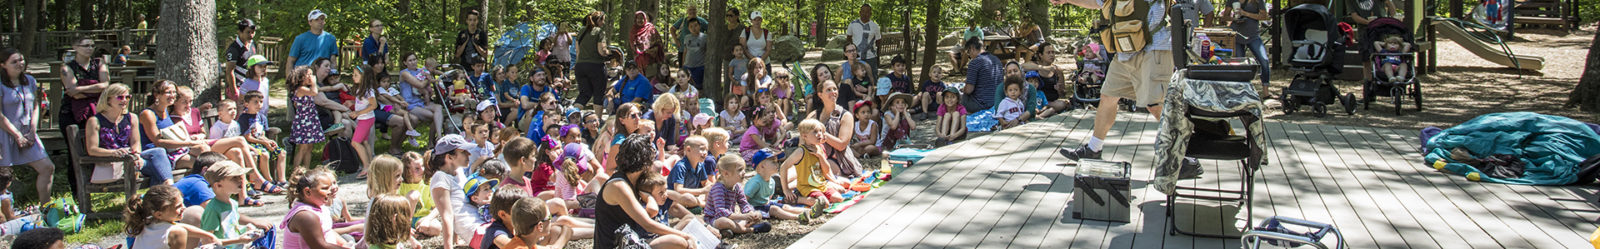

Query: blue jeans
[139,147,174,186]
[1241,35,1271,89]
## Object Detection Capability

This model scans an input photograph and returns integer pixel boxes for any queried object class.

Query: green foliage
[214,0,597,64]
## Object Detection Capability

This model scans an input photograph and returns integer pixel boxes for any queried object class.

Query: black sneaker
[1179,157,1204,179]
[1058,144,1102,161]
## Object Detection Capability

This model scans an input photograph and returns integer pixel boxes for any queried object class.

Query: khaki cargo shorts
[1101,50,1174,107]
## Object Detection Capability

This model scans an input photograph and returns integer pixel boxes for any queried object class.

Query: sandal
[242,197,264,207]
[255,183,285,194]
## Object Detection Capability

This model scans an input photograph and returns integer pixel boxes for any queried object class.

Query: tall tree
[1566,29,1600,112]
[812,0,829,45]
[918,0,944,82]
[706,0,728,107]
[155,0,218,95]
[19,0,41,56]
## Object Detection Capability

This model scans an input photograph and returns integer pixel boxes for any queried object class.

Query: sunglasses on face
[116,95,132,100]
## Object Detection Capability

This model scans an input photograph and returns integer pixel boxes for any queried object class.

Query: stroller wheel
[1412,83,1424,111]
[1392,87,1405,115]
[1283,96,1299,115]
[1340,93,1357,115]
[1313,105,1326,118]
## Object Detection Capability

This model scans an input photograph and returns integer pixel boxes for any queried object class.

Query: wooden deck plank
[942,122,1068,247]
[1366,127,1537,248]
[1275,123,1372,247]
[869,125,1037,248]
[788,126,988,248]
[1314,125,1433,249]
[1335,127,1469,249]
[1124,118,1176,249]
[839,130,1012,248]
[1099,115,1162,249]
[1251,122,1308,238]
[1040,113,1145,248]
[1397,127,1597,247]
[1387,127,1584,247]
[1009,113,1097,249]
[974,117,1085,248]
[902,125,1052,247]
[1361,127,1508,249]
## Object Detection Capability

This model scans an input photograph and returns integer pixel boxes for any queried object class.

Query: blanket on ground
[1423,112,1600,185]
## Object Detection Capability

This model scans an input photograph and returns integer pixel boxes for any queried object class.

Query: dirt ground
[67,24,1596,249]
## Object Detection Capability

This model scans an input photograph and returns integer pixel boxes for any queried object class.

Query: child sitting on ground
[197,161,270,248]
[935,89,968,146]
[504,195,572,249]
[881,93,915,150]
[11,227,64,249]
[996,78,1029,129]
[0,169,30,235]
[782,119,848,211]
[478,186,527,249]
[718,95,748,145]
[702,128,732,160]
[706,155,772,235]
[666,136,717,218]
[398,152,442,236]
[850,100,884,157]
[739,106,783,161]
[128,185,220,249]
[1376,35,1412,82]
[281,166,361,249]
[365,194,418,249]
[743,149,818,223]
[918,66,950,120]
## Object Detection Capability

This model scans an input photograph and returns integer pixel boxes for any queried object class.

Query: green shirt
[200,199,244,249]
[743,174,776,205]
[577,28,606,64]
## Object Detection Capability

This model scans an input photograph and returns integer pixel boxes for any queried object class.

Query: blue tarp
[1422,112,1600,185]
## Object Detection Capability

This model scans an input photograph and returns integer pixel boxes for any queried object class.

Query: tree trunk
[918,0,944,82]
[980,0,1003,26]
[19,0,41,56]
[812,0,828,45]
[706,0,728,108]
[77,0,96,30]
[1566,29,1600,112]
[155,0,217,99]
[900,0,914,65]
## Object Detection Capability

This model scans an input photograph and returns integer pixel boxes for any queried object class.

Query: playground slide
[1430,20,1545,70]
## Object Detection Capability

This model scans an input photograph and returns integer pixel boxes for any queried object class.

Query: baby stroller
[1360,17,1422,115]
[1280,3,1357,117]
[432,67,475,134]
[1069,56,1109,110]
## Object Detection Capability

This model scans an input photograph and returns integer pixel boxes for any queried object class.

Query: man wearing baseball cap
[287,9,339,68]
[224,19,259,100]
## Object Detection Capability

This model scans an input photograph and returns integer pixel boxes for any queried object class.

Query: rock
[826,34,850,49]
[768,35,806,63]
[938,31,962,47]
[822,48,845,61]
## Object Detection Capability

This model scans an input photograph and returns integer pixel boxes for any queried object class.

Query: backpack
[1100,0,1164,53]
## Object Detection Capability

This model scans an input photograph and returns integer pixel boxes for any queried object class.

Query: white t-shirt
[847,19,883,59]
[208,120,242,140]
[353,92,376,120]
[720,110,747,132]
[466,141,495,167]
[741,29,771,58]
[997,97,1025,122]
[430,171,477,239]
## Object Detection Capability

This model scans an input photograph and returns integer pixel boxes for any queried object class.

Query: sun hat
[307,10,327,21]
[887,92,914,106]
[202,161,251,184]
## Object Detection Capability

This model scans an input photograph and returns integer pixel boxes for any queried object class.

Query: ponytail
[286,165,335,206]
[124,185,181,236]
[560,158,582,186]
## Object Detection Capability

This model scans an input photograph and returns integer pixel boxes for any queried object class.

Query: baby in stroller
[1374,35,1411,83]
[1074,43,1107,84]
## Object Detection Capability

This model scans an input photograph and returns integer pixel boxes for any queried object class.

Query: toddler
[1376,35,1412,83]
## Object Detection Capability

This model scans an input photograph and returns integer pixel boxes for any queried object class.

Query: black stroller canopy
[1284,4,1337,42]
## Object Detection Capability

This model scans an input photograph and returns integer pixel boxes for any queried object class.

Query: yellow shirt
[795,146,828,194]
[398,182,434,219]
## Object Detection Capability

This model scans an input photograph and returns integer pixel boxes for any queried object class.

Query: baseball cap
[245,55,274,68]
[307,10,327,21]
[202,161,251,184]
[750,11,762,20]
[1025,71,1041,79]
[432,134,472,156]
[476,98,496,112]
[463,176,498,197]
[749,149,779,167]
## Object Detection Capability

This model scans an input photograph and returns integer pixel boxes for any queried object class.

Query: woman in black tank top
[594,134,696,249]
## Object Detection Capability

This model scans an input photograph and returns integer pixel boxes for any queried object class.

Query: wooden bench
[64,125,140,220]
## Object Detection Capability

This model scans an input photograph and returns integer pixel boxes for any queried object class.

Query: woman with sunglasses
[84,84,176,186]
[58,36,111,133]
[596,103,644,176]
[0,48,57,204]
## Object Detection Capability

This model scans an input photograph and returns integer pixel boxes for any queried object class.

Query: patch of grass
[65,219,125,244]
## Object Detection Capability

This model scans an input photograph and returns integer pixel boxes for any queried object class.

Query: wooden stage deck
[789,113,1600,248]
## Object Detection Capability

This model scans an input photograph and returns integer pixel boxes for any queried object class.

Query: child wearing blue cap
[742,149,817,223]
